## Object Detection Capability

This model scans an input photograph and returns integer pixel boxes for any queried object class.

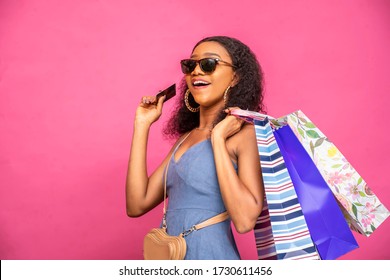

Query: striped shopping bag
[254,118,320,260]
[254,198,277,259]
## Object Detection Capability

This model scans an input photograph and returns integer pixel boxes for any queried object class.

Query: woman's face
[185,41,236,109]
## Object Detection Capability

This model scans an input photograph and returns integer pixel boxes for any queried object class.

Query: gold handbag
[143,211,229,260]
[143,227,187,260]
[143,133,229,260]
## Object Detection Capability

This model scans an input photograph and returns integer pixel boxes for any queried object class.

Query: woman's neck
[197,104,223,129]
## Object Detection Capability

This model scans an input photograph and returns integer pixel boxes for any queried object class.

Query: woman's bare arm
[125,96,172,217]
[212,117,264,233]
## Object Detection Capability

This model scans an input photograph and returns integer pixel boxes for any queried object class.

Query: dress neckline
[173,138,209,163]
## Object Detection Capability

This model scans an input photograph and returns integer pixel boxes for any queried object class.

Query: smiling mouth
[192,80,210,88]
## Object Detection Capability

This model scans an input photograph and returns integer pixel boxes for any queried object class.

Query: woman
[126,36,265,259]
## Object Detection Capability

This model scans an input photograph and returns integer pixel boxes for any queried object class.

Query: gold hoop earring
[184,89,200,112]
[223,86,231,106]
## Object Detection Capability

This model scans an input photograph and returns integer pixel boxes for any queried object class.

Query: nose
[191,62,204,75]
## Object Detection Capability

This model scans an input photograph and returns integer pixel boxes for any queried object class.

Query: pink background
[1,0,389,260]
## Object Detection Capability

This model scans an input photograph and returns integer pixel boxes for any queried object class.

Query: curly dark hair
[163,36,265,139]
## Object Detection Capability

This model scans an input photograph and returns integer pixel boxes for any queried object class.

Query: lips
[192,79,210,88]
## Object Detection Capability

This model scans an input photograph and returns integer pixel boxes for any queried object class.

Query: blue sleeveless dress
[165,139,240,260]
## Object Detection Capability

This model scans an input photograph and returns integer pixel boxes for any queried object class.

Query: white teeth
[193,81,209,86]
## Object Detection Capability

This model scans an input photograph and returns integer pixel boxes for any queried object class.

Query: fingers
[233,116,245,129]
[141,96,157,105]
[224,106,241,114]
[216,112,244,135]
[156,95,166,112]
[224,107,244,126]
[139,95,166,118]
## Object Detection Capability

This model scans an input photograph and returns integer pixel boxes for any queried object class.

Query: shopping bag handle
[229,109,272,121]
[229,109,288,130]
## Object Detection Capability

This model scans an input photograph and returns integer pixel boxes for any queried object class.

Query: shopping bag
[253,117,320,260]
[254,198,278,260]
[277,110,390,236]
[273,125,359,259]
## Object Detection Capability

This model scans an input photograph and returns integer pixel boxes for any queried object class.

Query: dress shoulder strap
[162,130,193,228]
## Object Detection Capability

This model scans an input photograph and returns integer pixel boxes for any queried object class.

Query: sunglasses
[180,58,235,74]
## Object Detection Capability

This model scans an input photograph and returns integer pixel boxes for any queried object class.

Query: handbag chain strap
[161,130,229,234]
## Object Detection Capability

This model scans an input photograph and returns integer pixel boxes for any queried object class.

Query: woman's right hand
[127,94,168,217]
[135,95,166,126]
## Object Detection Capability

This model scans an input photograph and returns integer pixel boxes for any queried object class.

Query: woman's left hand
[211,107,245,141]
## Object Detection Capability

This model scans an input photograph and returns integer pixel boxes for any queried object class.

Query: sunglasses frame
[180,58,235,74]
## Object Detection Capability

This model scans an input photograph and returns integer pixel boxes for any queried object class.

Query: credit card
[155,83,176,103]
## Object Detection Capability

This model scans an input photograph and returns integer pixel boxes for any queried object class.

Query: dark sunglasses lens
[199,59,217,73]
[181,60,196,74]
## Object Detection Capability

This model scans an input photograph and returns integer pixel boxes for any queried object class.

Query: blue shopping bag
[273,125,359,259]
